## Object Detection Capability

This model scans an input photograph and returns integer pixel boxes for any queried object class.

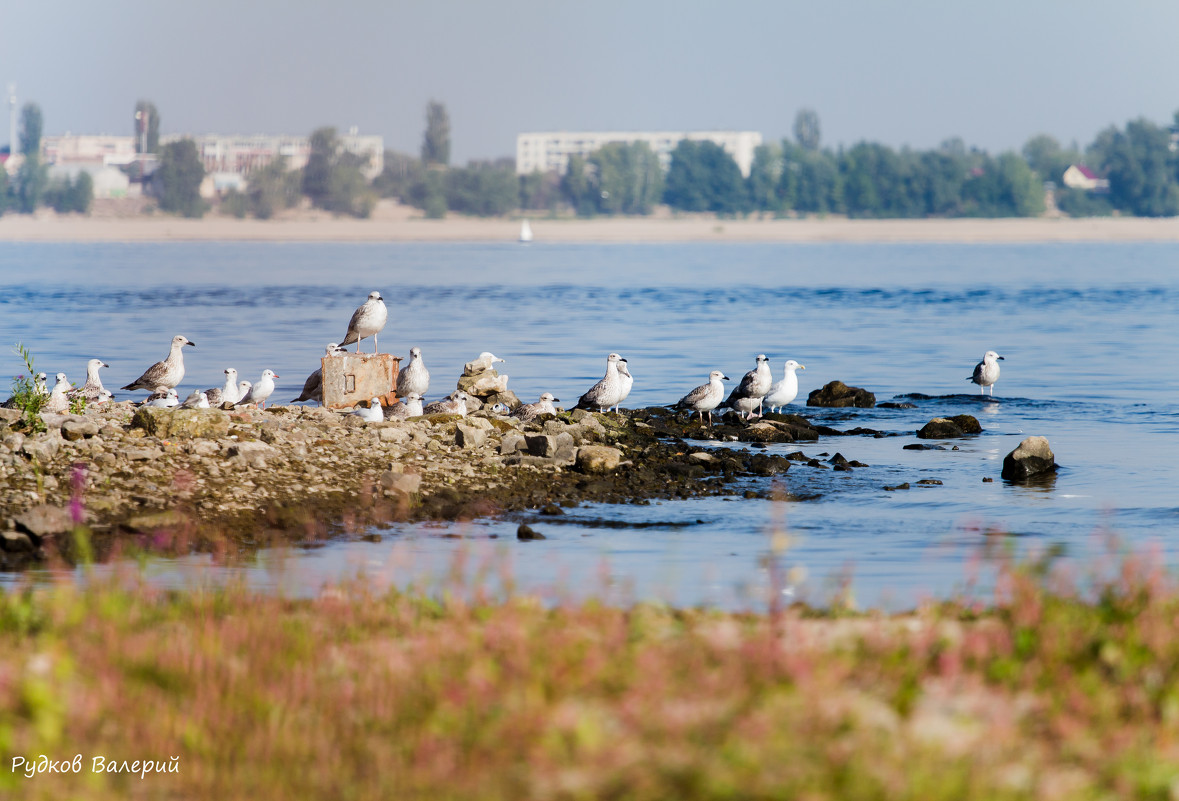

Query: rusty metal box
[321,353,401,410]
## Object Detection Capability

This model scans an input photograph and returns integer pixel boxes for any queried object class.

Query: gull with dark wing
[423,390,470,417]
[180,390,210,409]
[968,350,1004,396]
[122,335,195,391]
[722,354,773,420]
[512,392,560,423]
[764,360,805,413]
[291,344,346,405]
[574,353,627,413]
[675,370,729,425]
[339,291,388,354]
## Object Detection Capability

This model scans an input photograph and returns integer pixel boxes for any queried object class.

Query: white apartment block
[41,130,385,180]
[516,130,763,177]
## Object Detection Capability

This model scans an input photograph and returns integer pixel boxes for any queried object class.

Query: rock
[457,370,510,398]
[61,418,100,441]
[378,426,412,444]
[379,471,421,496]
[455,424,487,450]
[21,431,63,462]
[517,523,546,540]
[127,510,187,531]
[0,408,22,424]
[4,432,26,452]
[125,447,163,462]
[13,504,76,542]
[576,445,623,474]
[689,451,715,463]
[806,381,876,408]
[484,390,521,411]
[0,529,34,553]
[132,408,231,439]
[1001,436,1058,481]
[525,433,574,458]
[916,415,981,439]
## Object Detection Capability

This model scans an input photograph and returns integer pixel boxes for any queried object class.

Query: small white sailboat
[518,219,533,243]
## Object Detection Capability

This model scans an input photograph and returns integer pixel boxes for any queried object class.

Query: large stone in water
[806,381,876,408]
[1001,436,1058,481]
[132,408,231,439]
[916,415,982,439]
[576,445,623,474]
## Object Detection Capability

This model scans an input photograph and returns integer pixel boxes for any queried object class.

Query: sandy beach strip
[4,207,1179,244]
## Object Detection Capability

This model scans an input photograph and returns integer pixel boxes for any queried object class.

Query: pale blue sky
[4,1,1178,162]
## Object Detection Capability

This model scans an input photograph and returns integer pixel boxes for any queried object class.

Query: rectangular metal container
[321,353,400,410]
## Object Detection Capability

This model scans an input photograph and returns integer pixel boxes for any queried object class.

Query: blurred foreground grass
[3,549,1179,800]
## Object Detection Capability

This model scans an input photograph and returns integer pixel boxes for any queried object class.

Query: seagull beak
[273,374,280,378]
[102,362,110,368]
[186,340,196,347]
[998,356,1005,361]
[553,397,560,402]
[800,365,806,370]
[722,375,730,380]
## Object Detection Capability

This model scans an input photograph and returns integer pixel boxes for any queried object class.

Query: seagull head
[261,369,278,380]
[368,291,383,302]
[756,354,768,364]
[710,371,729,382]
[410,347,422,359]
[173,335,195,348]
[785,360,805,371]
[540,392,558,403]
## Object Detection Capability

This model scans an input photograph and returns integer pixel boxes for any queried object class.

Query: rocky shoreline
[0,399,869,569]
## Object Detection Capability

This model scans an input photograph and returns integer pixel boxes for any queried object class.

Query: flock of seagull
[6,289,1006,424]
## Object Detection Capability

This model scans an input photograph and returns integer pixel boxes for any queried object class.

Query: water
[1,241,1177,609]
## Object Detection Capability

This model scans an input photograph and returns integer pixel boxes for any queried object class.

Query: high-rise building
[516,130,762,177]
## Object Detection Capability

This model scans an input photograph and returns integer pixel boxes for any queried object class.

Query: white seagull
[675,370,730,425]
[463,351,506,374]
[339,291,388,354]
[384,392,425,420]
[968,350,1004,395]
[764,360,806,413]
[423,391,470,417]
[205,368,240,406]
[43,373,72,414]
[575,353,627,413]
[351,396,385,423]
[70,359,110,402]
[180,390,210,409]
[122,335,194,391]
[398,347,431,397]
[142,388,180,408]
[512,392,560,423]
[236,370,278,409]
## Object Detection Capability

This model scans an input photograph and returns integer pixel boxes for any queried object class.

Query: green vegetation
[8,343,47,432]
[3,545,1179,799]
[43,172,92,214]
[154,138,206,218]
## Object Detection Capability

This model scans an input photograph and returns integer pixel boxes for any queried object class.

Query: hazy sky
[5,1,1179,163]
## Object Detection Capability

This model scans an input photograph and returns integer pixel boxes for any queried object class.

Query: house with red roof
[1062,164,1110,192]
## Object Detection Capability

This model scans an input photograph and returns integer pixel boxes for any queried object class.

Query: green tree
[747,143,782,214]
[961,152,1044,217]
[16,102,47,213]
[590,141,662,215]
[134,100,160,153]
[246,157,297,219]
[422,100,450,167]
[45,172,94,213]
[18,102,42,157]
[327,152,377,218]
[154,138,206,217]
[303,127,338,208]
[561,154,595,216]
[519,169,561,212]
[793,108,821,151]
[445,160,518,216]
[1021,134,1080,186]
[1093,118,1179,217]
[664,139,748,215]
[0,169,11,214]
[372,150,424,201]
[782,142,841,214]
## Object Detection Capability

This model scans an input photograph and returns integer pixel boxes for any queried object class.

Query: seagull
[205,368,240,406]
[236,370,278,409]
[291,344,347,405]
[723,354,773,420]
[122,335,195,391]
[339,291,388,354]
[512,392,560,423]
[675,371,730,425]
[69,359,110,402]
[764,360,806,413]
[142,388,180,408]
[574,353,627,413]
[351,396,385,423]
[43,373,71,414]
[968,350,1004,395]
[423,390,470,417]
[615,359,633,413]
[95,389,113,404]
[180,390,210,409]
[2,371,48,409]
[233,381,252,406]
[463,351,506,374]
[384,392,424,420]
[398,347,431,397]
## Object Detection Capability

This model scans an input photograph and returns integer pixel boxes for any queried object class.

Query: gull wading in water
[205,368,240,407]
[384,392,424,420]
[675,370,730,425]
[236,370,278,409]
[70,359,111,402]
[339,291,388,354]
[398,347,431,398]
[512,392,560,423]
[764,360,805,413]
[968,350,1004,396]
[122,335,195,392]
[723,354,773,420]
[291,343,347,405]
[575,353,627,413]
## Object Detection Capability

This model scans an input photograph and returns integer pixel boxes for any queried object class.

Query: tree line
[5,101,1179,219]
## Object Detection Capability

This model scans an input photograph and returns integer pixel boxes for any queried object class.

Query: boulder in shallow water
[1001,436,1058,481]
[806,381,875,408]
[916,415,981,439]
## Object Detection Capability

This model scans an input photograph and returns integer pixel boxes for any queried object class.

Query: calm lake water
[1,240,1177,609]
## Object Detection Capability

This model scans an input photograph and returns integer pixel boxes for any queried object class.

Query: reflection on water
[1,241,1178,608]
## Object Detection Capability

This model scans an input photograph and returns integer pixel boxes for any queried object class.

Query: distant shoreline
[3,206,1179,244]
